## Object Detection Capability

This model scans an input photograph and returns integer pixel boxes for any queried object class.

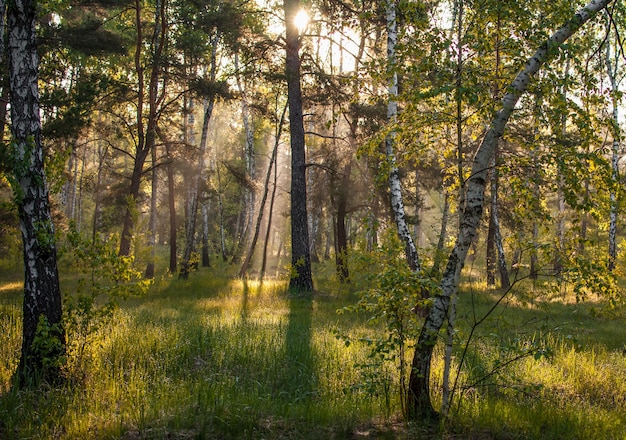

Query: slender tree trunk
[145,144,157,279]
[7,0,65,386]
[406,0,614,419]
[554,59,570,274]
[606,27,620,272]
[335,160,351,282]
[92,142,107,243]
[159,132,177,273]
[120,0,166,256]
[490,148,510,289]
[201,197,211,267]
[385,0,420,273]
[180,39,218,278]
[241,102,287,278]
[217,162,228,261]
[486,202,496,285]
[285,0,313,291]
[261,136,280,279]
[231,52,256,266]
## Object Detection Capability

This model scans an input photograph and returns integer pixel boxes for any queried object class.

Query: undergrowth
[0,257,625,439]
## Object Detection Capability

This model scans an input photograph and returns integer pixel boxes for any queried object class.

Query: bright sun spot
[294,9,309,34]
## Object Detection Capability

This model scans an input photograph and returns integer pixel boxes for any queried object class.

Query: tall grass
[1,260,625,439]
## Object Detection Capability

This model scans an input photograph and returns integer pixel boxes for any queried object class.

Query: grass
[1,259,626,439]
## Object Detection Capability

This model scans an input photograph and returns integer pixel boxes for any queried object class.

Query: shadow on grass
[457,284,626,351]
[280,293,317,405]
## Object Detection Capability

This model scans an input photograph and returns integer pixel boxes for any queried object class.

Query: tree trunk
[231,52,256,266]
[179,39,218,278]
[201,196,211,267]
[241,102,287,278]
[385,0,420,273]
[261,136,280,279]
[406,0,614,419]
[120,0,166,257]
[606,26,620,272]
[285,0,313,291]
[431,190,450,276]
[335,160,352,282]
[145,143,157,279]
[8,0,65,386]
[162,134,177,273]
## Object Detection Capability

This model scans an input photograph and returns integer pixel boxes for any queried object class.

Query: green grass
[1,260,626,439]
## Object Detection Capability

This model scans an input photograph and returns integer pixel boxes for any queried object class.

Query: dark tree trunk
[164,137,177,273]
[285,0,313,291]
[335,161,351,282]
[486,209,496,285]
[119,148,150,256]
[7,0,65,386]
[120,0,166,257]
[145,144,157,279]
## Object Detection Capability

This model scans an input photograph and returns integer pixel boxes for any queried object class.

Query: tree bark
[285,0,313,291]
[606,23,620,272]
[201,196,211,267]
[406,0,615,419]
[385,0,420,273]
[145,142,157,279]
[335,160,351,282]
[8,0,65,386]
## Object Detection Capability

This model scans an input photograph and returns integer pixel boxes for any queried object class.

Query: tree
[118,0,168,257]
[385,0,420,273]
[6,0,65,386]
[604,10,623,272]
[406,0,616,419]
[285,0,313,291]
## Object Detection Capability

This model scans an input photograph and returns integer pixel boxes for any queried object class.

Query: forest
[1,0,626,438]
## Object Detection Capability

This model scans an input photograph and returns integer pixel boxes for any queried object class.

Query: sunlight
[294,9,309,34]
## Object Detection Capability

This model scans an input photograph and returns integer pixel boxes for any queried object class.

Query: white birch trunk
[234,52,256,263]
[407,0,615,419]
[606,26,621,272]
[8,0,65,384]
[385,0,420,272]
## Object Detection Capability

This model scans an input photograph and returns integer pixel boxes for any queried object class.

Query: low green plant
[60,225,151,379]
[340,231,437,418]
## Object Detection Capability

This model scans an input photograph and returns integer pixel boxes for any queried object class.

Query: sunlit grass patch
[0,281,22,295]
[1,260,626,439]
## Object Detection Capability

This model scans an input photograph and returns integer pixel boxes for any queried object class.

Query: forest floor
[1,258,626,439]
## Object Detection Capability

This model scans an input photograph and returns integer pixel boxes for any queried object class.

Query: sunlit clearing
[294,9,309,34]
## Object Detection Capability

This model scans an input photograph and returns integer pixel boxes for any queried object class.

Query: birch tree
[406,0,616,419]
[6,0,65,386]
[605,13,623,272]
[179,47,218,278]
[385,0,420,272]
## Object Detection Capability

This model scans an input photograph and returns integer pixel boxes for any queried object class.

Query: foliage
[30,315,66,374]
[60,224,151,379]
[339,230,437,417]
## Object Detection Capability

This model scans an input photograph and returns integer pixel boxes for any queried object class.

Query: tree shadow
[279,293,317,404]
